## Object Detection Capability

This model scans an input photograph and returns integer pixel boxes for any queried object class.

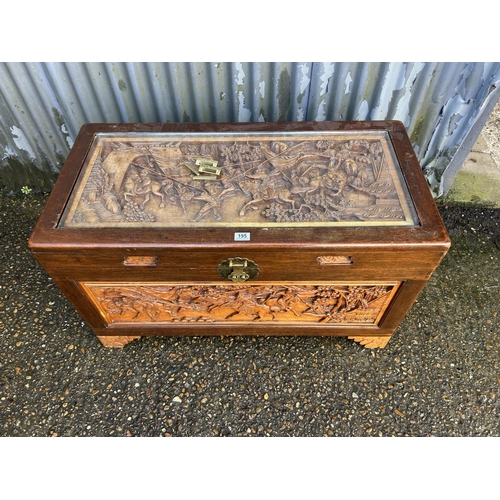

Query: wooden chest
[28,121,450,348]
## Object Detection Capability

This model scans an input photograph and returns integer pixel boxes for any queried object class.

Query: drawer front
[34,247,444,282]
[79,281,402,328]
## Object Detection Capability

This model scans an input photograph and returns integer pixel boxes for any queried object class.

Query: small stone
[173,396,182,403]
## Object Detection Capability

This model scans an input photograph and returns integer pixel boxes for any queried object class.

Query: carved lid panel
[59,131,418,228]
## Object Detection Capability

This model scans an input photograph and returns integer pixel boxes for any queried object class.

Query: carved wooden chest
[29,121,450,348]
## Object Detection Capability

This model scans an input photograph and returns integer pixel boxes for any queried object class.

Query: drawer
[33,247,446,282]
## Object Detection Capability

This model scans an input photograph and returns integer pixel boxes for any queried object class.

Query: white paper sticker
[234,232,250,241]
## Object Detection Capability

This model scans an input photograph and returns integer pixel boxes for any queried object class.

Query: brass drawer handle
[317,256,353,265]
[124,256,158,266]
[217,257,260,283]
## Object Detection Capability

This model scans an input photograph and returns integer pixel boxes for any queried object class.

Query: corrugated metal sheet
[1,62,499,195]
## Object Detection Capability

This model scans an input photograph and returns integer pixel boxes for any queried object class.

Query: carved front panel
[59,132,417,228]
[80,282,401,327]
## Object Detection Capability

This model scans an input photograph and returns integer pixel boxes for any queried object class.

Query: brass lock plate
[217,257,260,283]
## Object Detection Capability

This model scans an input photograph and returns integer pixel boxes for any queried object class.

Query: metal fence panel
[1,61,499,195]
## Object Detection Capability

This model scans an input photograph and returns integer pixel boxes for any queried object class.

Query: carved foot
[348,335,391,349]
[97,335,141,348]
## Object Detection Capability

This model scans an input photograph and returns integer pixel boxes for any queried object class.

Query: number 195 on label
[234,232,250,241]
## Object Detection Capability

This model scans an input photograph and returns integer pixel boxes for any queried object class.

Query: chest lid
[58,126,418,229]
[30,121,451,251]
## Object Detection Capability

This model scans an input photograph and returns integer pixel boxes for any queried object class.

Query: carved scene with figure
[80,282,401,327]
[29,121,451,349]
[60,132,417,228]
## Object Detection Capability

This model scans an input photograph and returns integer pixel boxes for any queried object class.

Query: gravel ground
[1,192,499,438]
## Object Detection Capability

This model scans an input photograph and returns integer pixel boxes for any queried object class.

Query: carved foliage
[61,133,416,227]
[82,283,398,326]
